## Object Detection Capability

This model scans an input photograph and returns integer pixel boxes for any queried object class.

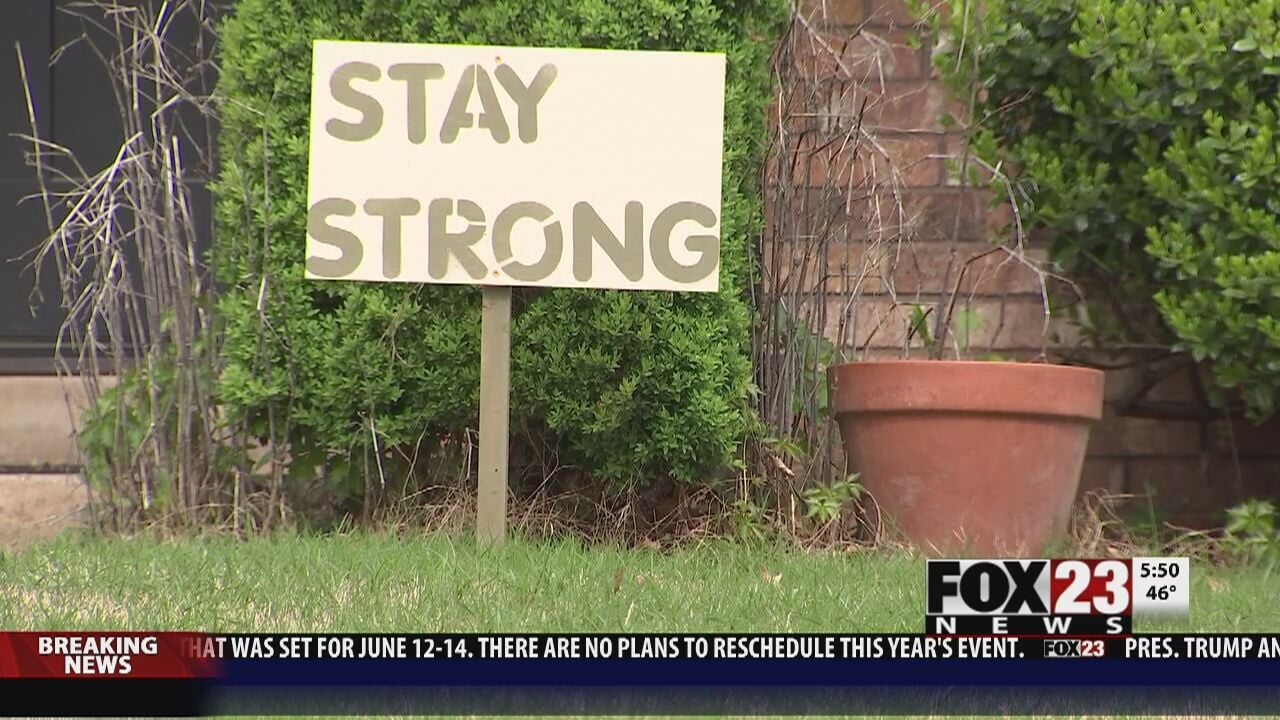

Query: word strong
[925,559,1134,637]
[306,40,727,291]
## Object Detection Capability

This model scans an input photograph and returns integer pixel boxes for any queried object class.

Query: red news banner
[0,632,214,679]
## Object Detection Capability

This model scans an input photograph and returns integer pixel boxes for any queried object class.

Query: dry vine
[751,7,912,529]
[16,0,236,531]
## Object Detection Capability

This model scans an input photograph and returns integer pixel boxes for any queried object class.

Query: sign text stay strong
[306,40,726,291]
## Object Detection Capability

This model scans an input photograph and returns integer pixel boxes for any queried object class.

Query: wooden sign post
[477,286,511,543]
[303,40,727,546]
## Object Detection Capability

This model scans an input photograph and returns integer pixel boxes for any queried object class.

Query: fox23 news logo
[925,559,1133,636]
[1043,638,1105,658]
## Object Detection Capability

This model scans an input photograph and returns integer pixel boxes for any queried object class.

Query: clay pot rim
[826,359,1103,377]
[826,359,1105,422]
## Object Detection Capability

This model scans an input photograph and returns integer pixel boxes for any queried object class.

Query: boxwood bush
[933,0,1280,418]
[214,0,785,492]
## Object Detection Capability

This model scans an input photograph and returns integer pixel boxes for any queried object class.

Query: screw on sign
[304,40,727,542]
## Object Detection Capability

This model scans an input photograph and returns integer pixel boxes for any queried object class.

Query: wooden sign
[305,40,727,541]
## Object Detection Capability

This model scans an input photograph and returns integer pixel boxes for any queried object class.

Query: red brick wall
[786,0,1280,529]
[791,0,1055,359]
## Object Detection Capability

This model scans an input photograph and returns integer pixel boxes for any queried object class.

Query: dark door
[0,0,220,373]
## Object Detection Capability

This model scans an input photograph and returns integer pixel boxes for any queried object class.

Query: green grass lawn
[3,535,1277,719]
[1,533,1275,634]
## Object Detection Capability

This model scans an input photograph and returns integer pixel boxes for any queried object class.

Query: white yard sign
[306,40,726,292]
[305,40,727,544]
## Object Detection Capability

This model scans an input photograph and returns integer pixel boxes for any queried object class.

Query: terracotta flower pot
[827,360,1104,556]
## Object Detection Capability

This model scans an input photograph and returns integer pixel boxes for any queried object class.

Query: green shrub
[78,370,162,513]
[214,0,785,491]
[1224,498,1280,570]
[932,0,1280,418]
